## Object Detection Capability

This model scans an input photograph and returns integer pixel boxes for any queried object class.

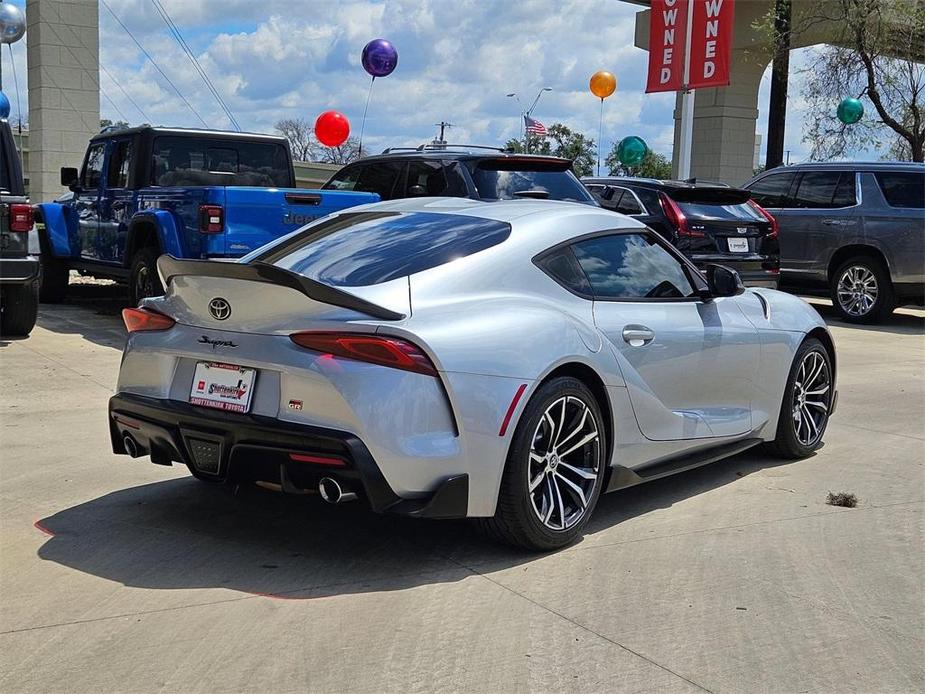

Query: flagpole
[677,0,695,180]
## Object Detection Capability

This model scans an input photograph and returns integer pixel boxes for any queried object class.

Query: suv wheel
[478,377,606,551]
[830,256,895,324]
[0,281,39,337]
[129,247,165,305]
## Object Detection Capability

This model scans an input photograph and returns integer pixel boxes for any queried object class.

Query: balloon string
[358,76,375,157]
[597,97,604,177]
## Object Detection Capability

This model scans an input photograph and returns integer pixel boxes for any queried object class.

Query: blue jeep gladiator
[37,126,378,304]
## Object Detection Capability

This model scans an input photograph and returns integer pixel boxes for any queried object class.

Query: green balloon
[617,136,648,167]
[837,98,864,125]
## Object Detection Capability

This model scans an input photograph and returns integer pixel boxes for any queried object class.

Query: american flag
[524,115,547,137]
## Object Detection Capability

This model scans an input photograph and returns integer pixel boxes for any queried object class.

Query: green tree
[605,147,673,179]
[100,118,130,131]
[505,124,595,176]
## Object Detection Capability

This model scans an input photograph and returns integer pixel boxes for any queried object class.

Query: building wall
[26,0,99,204]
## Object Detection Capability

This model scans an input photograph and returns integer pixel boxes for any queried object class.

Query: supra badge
[209,297,232,320]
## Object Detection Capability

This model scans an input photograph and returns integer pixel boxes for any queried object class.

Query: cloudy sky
[2,0,842,168]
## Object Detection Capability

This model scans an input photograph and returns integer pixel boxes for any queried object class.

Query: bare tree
[314,137,362,165]
[274,118,315,161]
[798,0,925,161]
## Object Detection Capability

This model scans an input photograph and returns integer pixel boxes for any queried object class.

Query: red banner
[688,0,735,89]
[646,0,735,93]
[645,0,688,93]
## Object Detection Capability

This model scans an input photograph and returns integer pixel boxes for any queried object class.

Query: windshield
[676,201,765,221]
[467,164,594,204]
[257,211,511,287]
[151,136,292,187]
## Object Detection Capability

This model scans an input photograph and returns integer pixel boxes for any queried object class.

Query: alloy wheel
[791,350,830,447]
[527,396,601,531]
[836,265,878,317]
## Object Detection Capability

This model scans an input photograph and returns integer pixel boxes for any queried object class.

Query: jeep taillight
[199,204,224,233]
[9,203,33,233]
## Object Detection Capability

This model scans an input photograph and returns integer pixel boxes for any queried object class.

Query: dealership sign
[646,0,735,93]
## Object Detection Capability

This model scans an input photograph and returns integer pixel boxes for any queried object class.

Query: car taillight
[122,307,176,333]
[659,193,703,238]
[199,204,224,233]
[8,203,33,232]
[747,199,778,240]
[290,332,438,377]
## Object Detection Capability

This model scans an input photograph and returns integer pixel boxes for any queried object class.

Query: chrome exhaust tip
[318,477,357,504]
[123,435,139,458]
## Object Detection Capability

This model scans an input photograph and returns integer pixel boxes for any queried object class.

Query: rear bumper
[690,254,780,289]
[108,392,469,519]
[0,255,39,284]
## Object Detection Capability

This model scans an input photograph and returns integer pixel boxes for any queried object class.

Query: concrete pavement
[1,286,923,693]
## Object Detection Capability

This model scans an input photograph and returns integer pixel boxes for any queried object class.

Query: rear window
[467,161,594,203]
[676,201,764,221]
[875,171,924,208]
[152,136,291,187]
[264,211,511,286]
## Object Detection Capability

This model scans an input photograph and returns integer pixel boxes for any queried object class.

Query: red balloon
[315,110,350,147]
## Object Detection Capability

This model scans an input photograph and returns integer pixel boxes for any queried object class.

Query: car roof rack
[379,143,515,154]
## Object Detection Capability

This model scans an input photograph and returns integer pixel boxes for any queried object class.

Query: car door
[571,231,760,441]
[97,137,134,263]
[76,142,105,261]
[780,171,859,281]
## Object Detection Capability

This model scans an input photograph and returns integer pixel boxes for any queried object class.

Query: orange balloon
[590,70,617,99]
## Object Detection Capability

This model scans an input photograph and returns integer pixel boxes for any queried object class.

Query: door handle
[822,218,844,226]
[622,325,655,346]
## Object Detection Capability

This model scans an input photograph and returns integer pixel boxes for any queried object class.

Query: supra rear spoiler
[156,256,406,321]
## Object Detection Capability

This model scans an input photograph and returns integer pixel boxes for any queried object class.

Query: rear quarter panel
[857,173,925,284]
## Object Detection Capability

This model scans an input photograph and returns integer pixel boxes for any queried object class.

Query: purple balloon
[362,38,398,78]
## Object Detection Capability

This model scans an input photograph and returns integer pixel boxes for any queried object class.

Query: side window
[831,172,857,207]
[745,172,795,207]
[791,172,842,208]
[613,188,643,215]
[535,246,592,296]
[354,162,404,200]
[107,140,133,189]
[323,164,363,191]
[571,233,695,300]
[405,160,448,197]
[81,144,105,189]
[874,171,925,208]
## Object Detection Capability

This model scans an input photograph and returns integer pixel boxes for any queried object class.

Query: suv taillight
[290,332,438,377]
[659,193,703,238]
[747,200,778,240]
[199,204,224,233]
[9,203,33,233]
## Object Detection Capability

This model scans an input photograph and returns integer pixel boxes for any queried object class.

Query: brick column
[26,0,99,204]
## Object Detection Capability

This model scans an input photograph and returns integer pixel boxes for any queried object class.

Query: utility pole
[765,0,792,170]
[434,121,452,143]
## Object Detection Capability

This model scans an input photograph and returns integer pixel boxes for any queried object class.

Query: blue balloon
[0,92,10,120]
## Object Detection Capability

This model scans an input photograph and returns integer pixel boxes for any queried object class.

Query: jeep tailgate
[222,187,378,256]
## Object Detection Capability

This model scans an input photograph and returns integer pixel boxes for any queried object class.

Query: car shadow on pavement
[34,448,798,600]
[804,299,924,335]
[32,282,129,351]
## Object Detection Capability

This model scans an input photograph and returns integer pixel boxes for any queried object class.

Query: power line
[150,0,241,131]
[101,64,150,123]
[100,0,209,128]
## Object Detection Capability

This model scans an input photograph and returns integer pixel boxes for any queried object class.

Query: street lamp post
[506,92,524,148]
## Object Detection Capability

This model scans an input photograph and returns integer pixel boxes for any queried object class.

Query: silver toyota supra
[109,198,837,550]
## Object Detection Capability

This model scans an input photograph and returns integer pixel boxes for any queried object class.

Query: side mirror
[60,167,80,190]
[705,264,745,298]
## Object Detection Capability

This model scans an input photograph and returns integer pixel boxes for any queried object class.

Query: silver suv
[744,162,924,323]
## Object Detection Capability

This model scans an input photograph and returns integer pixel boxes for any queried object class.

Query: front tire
[830,256,894,324]
[129,247,164,306]
[767,337,833,459]
[479,377,607,551]
[0,281,39,337]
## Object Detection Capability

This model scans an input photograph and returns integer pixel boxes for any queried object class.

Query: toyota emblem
[208,297,231,321]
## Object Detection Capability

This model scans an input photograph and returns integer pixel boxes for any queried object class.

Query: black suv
[323,145,596,204]
[0,118,38,336]
[582,177,780,288]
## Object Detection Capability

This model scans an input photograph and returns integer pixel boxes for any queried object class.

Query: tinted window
[151,136,290,187]
[324,163,363,191]
[536,247,592,295]
[615,190,643,215]
[832,173,858,207]
[268,212,511,286]
[875,171,925,208]
[467,163,594,203]
[677,201,764,221]
[107,140,133,188]
[745,172,795,207]
[572,233,695,300]
[404,160,468,197]
[82,144,105,188]
[791,172,843,208]
[354,162,404,199]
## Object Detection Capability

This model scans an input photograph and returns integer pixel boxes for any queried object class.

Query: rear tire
[767,337,833,459]
[129,247,164,306]
[38,256,70,303]
[830,256,894,324]
[0,281,39,337]
[478,377,607,551]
